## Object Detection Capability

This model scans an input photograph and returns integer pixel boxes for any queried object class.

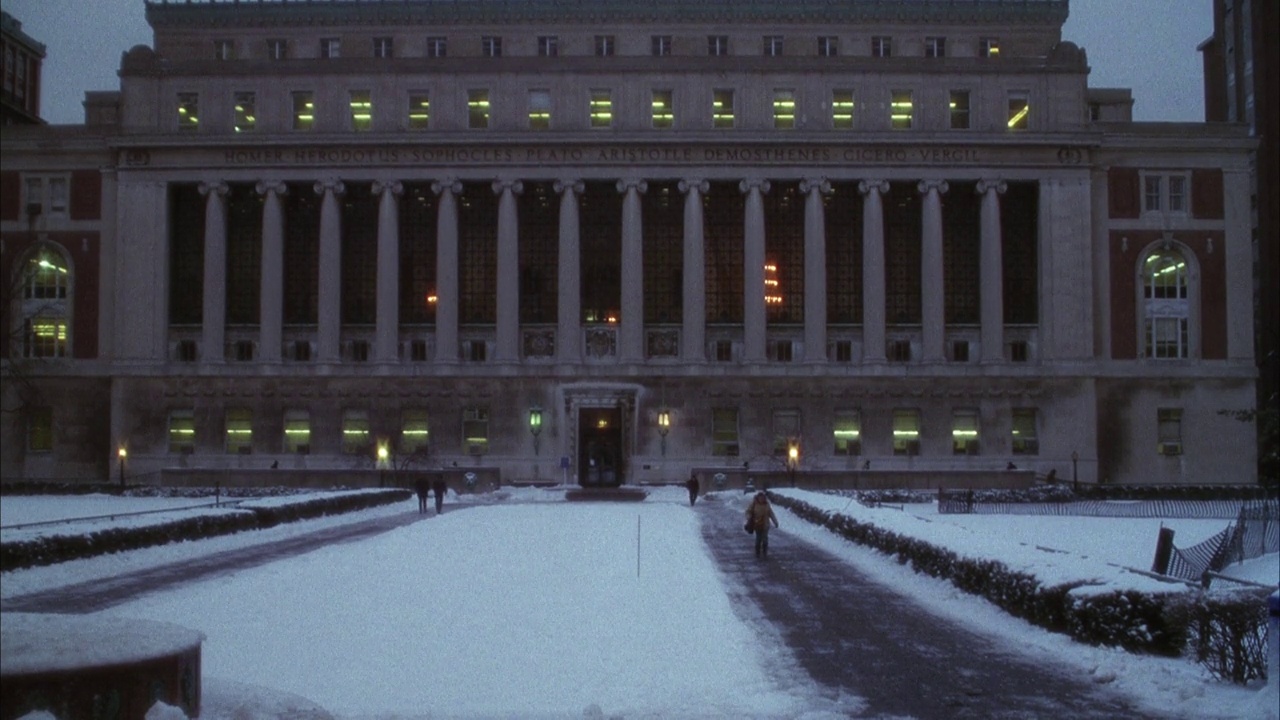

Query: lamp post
[787,439,799,487]
[657,409,670,456]
[529,407,543,455]
[1071,450,1079,491]
[377,445,389,487]
[117,447,127,488]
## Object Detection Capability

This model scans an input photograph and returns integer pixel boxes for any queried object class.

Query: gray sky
[6,0,1212,125]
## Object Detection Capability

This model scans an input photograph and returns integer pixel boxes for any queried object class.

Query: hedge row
[0,489,411,572]
[771,492,1270,669]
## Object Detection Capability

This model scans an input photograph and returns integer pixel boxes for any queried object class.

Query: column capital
[977,179,1008,196]
[555,179,585,195]
[314,178,345,196]
[917,179,950,195]
[800,178,832,195]
[616,178,648,195]
[678,178,709,195]
[492,179,524,195]
[431,178,462,196]
[739,178,771,195]
[858,179,889,196]
[255,180,288,197]
[373,180,403,196]
[198,181,229,198]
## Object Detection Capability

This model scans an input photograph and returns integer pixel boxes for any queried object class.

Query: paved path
[696,495,1163,720]
[1,510,428,614]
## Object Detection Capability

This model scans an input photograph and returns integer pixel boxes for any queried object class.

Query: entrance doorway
[578,406,623,487]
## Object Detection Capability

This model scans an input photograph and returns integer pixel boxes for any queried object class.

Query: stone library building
[0,0,1259,489]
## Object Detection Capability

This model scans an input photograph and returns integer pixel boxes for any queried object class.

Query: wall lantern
[786,438,800,486]
[657,409,671,455]
[529,407,543,455]
[117,447,128,488]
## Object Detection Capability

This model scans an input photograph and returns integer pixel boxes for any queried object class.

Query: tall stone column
[919,179,949,363]
[198,181,229,363]
[555,179,583,362]
[679,179,708,361]
[859,180,888,363]
[315,178,345,363]
[978,179,1007,363]
[432,179,462,363]
[801,178,831,363]
[618,178,648,362]
[741,179,770,363]
[374,180,403,364]
[256,181,287,362]
[493,179,523,362]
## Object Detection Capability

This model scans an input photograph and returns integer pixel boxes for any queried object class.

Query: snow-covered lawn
[2,487,1276,720]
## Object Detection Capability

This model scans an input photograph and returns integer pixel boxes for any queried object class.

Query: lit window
[284,411,311,454]
[528,89,551,130]
[233,91,256,133]
[651,35,672,57]
[214,40,233,60]
[320,37,340,59]
[772,409,800,456]
[890,90,913,130]
[1007,91,1030,130]
[595,35,615,57]
[350,90,373,132]
[426,36,447,58]
[871,36,892,58]
[24,317,67,358]
[712,407,739,456]
[225,408,253,454]
[1011,409,1039,455]
[952,409,980,455]
[980,38,1000,58]
[463,407,489,455]
[342,411,371,455]
[713,89,734,128]
[652,90,674,129]
[29,407,53,453]
[832,90,854,129]
[708,35,729,56]
[1142,249,1190,359]
[538,36,558,57]
[268,38,287,60]
[590,89,612,129]
[169,410,195,454]
[893,409,920,456]
[482,36,502,58]
[468,89,490,129]
[833,410,861,455]
[373,37,393,58]
[401,410,430,455]
[1157,408,1183,455]
[21,247,71,359]
[177,92,199,131]
[24,250,68,300]
[925,37,946,58]
[764,36,784,57]
[408,93,429,130]
[949,90,970,129]
[292,91,314,131]
[818,36,838,57]
[773,89,795,129]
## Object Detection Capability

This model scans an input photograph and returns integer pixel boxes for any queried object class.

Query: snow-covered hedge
[0,489,410,572]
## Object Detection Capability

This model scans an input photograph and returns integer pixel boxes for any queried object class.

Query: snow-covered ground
[2,487,1277,720]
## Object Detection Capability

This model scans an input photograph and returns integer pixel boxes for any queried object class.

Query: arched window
[1141,248,1188,359]
[18,247,72,359]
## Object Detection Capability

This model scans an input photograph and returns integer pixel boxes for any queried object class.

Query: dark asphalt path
[1,509,428,614]
[697,495,1163,720]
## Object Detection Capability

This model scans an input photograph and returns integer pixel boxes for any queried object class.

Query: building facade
[0,0,1259,487]
[1,11,45,125]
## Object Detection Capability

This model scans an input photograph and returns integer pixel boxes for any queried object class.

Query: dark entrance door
[578,406,623,487]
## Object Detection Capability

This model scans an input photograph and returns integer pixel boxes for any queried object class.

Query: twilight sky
[6,0,1212,126]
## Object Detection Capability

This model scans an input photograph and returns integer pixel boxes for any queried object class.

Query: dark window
[350,340,370,362]
[642,182,683,324]
[482,36,502,57]
[1002,182,1039,324]
[268,39,288,60]
[890,340,912,362]
[581,182,622,324]
[519,182,558,324]
[399,183,438,325]
[764,182,804,326]
[818,36,838,57]
[426,37,447,58]
[538,36,558,57]
[177,340,198,362]
[340,184,378,325]
[410,340,428,362]
[234,340,254,361]
[292,340,312,362]
[373,37,393,58]
[925,37,946,58]
[714,340,733,362]
[651,36,671,57]
[28,407,53,452]
[1009,341,1029,362]
[952,341,970,362]
[708,36,729,56]
[705,183,745,324]
[825,182,863,325]
[169,184,204,325]
[458,183,498,324]
[871,36,891,58]
[595,36,615,57]
[832,340,853,362]
[283,182,321,325]
[943,181,980,325]
[884,183,922,325]
[226,184,263,326]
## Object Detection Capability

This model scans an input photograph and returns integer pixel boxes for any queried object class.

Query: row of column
[196,177,1010,365]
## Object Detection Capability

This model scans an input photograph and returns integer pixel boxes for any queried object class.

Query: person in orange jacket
[745,492,779,558]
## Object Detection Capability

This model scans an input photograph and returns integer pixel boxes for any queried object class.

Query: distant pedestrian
[414,477,430,514]
[745,492,779,558]
[685,476,700,506]
[432,477,447,515]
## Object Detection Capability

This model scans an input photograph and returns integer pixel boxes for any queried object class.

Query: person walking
[414,476,430,514]
[685,475,700,506]
[745,491,779,558]
[432,477,447,515]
